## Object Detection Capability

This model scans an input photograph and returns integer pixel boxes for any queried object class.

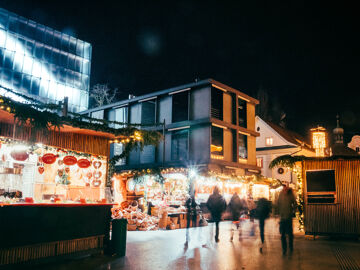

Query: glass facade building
[0,8,91,112]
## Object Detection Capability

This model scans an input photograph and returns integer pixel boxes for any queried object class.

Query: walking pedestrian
[206,186,226,242]
[277,184,296,255]
[185,194,198,246]
[229,192,241,241]
[256,197,272,252]
[247,197,256,236]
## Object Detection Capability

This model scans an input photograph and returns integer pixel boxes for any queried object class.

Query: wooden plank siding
[0,122,110,157]
[303,159,360,236]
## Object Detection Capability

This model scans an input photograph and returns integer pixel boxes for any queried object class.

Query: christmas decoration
[63,155,77,166]
[41,153,57,164]
[38,167,44,174]
[77,159,91,168]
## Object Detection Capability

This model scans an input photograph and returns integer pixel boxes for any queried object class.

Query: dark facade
[81,79,260,175]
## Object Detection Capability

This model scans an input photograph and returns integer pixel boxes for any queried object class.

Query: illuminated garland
[269,155,305,231]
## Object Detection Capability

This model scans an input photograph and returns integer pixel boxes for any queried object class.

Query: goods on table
[112,203,159,231]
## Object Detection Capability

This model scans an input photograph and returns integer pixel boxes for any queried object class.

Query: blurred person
[277,184,296,255]
[247,197,256,236]
[185,194,198,246]
[206,186,226,242]
[229,192,242,241]
[256,197,272,253]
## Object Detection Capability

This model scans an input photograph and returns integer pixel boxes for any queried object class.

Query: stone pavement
[31,218,360,270]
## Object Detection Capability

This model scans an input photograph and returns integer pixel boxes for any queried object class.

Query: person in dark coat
[256,197,272,252]
[206,186,226,242]
[185,195,198,245]
[229,192,247,241]
[277,184,296,255]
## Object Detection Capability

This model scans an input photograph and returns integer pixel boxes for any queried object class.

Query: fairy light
[311,126,327,157]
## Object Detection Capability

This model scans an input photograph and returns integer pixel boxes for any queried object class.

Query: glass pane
[5,32,16,51]
[25,40,35,56]
[76,40,84,57]
[22,55,33,75]
[35,25,45,43]
[13,51,24,72]
[238,98,247,127]
[21,74,31,93]
[32,59,42,78]
[172,91,188,122]
[31,76,40,95]
[0,9,9,29]
[69,37,77,54]
[39,79,49,97]
[35,43,44,59]
[61,34,69,51]
[54,30,62,50]
[4,50,14,69]
[238,134,248,159]
[8,16,18,32]
[171,130,188,161]
[211,87,223,120]
[12,71,22,89]
[0,29,6,47]
[45,28,54,47]
[83,42,91,60]
[211,126,223,156]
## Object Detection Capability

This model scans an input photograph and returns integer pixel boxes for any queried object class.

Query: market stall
[112,167,282,230]
[0,88,162,265]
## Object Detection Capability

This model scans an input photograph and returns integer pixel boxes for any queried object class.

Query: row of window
[0,33,91,76]
[211,126,248,161]
[0,9,91,59]
[211,87,247,128]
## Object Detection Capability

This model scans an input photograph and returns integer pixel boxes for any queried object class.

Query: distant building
[81,79,260,176]
[330,116,358,157]
[0,8,91,112]
[348,135,360,154]
[255,116,315,184]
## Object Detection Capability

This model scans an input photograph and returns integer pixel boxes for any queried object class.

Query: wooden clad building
[302,157,360,237]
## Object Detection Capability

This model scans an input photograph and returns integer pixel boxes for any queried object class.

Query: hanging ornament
[93,161,102,169]
[38,167,44,174]
[63,156,77,166]
[86,171,93,179]
[77,159,91,169]
[42,153,57,164]
[10,149,29,161]
[92,179,101,187]
[94,171,102,179]
[38,156,43,163]
[64,167,70,173]
[58,159,64,166]
[58,169,64,177]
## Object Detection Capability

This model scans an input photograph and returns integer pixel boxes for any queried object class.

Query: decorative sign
[42,153,57,164]
[63,156,77,166]
[93,161,102,169]
[77,159,91,168]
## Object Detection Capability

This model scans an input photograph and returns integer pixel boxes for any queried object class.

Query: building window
[114,106,128,128]
[211,87,223,120]
[112,143,126,165]
[265,137,273,146]
[171,130,189,161]
[257,157,263,168]
[306,170,336,204]
[239,133,248,159]
[211,126,224,158]
[238,98,247,127]
[141,100,156,125]
[172,91,189,122]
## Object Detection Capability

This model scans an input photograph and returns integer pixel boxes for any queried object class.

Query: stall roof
[0,108,116,139]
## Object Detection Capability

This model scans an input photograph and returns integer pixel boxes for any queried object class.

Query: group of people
[185,183,297,255]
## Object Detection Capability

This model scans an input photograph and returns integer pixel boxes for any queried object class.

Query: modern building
[255,116,315,184]
[0,8,91,112]
[81,79,260,175]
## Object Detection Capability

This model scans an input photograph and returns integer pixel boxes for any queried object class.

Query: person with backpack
[206,186,226,242]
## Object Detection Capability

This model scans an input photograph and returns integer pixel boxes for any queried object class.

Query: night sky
[1,0,359,142]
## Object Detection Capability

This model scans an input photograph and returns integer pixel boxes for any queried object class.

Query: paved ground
[30,218,360,270]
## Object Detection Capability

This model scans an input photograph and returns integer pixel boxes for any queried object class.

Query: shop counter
[0,203,113,265]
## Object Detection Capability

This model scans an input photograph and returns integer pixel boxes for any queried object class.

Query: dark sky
[1,0,359,141]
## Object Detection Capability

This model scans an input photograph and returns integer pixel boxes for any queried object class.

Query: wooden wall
[303,159,360,235]
[0,123,110,157]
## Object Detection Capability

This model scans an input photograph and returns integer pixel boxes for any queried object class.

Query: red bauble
[38,167,44,174]
[63,156,77,166]
[77,159,91,169]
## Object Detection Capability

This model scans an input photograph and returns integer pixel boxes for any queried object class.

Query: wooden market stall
[301,157,360,237]
[0,91,161,265]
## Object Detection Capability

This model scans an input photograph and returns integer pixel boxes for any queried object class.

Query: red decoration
[92,179,101,187]
[63,156,77,166]
[93,161,102,169]
[38,156,43,163]
[77,159,91,169]
[94,171,102,179]
[38,167,44,174]
[86,172,93,179]
[65,167,70,173]
[10,150,29,161]
[42,153,57,164]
